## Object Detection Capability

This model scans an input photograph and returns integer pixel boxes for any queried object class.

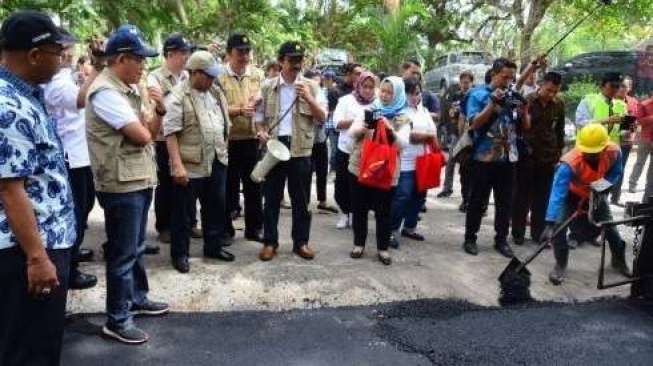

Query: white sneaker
[336,214,349,229]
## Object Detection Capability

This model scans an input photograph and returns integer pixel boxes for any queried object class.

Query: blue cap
[323,70,336,80]
[105,25,158,58]
[163,33,191,53]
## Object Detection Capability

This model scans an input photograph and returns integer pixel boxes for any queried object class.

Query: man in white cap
[164,50,234,273]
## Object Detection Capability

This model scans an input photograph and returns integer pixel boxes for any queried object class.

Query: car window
[435,56,447,67]
[455,52,486,65]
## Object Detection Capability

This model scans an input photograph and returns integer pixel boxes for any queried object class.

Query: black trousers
[262,143,312,248]
[67,166,95,273]
[465,161,514,243]
[350,173,393,250]
[458,153,472,205]
[511,157,555,242]
[334,150,351,214]
[0,247,71,366]
[226,139,263,236]
[311,141,329,203]
[170,160,227,259]
[155,141,197,234]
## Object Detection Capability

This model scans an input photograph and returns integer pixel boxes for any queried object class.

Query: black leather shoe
[204,249,235,262]
[463,241,478,255]
[513,236,525,246]
[401,230,425,241]
[145,244,160,255]
[172,257,189,273]
[494,242,514,258]
[437,190,452,198]
[69,271,98,290]
[75,248,94,263]
[389,235,400,249]
[245,232,264,243]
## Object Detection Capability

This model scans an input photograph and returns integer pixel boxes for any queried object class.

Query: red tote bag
[415,142,445,193]
[358,120,399,191]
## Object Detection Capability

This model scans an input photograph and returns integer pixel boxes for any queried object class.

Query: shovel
[498,211,580,304]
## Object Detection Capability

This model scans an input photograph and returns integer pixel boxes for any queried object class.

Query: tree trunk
[175,0,189,26]
[384,0,400,14]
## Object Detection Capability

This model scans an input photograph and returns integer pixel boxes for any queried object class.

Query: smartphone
[621,115,636,130]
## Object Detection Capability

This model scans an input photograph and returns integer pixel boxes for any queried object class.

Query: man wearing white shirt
[43,43,98,290]
[255,41,326,261]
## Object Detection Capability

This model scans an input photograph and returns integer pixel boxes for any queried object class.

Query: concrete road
[68,156,649,314]
[62,298,653,365]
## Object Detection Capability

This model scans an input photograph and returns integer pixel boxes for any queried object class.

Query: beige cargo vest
[218,65,262,140]
[260,75,319,157]
[149,66,182,141]
[168,79,229,177]
[86,69,157,193]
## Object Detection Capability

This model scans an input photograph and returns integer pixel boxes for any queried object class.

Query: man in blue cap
[86,24,169,345]
[0,10,77,365]
[148,33,198,248]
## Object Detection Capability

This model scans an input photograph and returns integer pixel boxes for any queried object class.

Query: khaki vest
[168,79,229,177]
[86,69,157,193]
[260,75,319,157]
[149,66,184,141]
[218,66,262,140]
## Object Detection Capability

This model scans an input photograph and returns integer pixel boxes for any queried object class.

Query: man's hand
[27,254,59,296]
[148,87,166,112]
[491,88,506,104]
[296,83,315,105]
[172,165,189,186]
[241,104,256,118]
[256,130,270,144]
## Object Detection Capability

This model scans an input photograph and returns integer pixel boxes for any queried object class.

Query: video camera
[496,89,527,110]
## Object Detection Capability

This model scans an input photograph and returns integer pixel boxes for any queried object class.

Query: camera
[621,115,637,131]
[364,109,382,129]
[498,89,527,109]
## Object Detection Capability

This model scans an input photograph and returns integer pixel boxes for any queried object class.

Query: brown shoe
[293,245,315,260]
[258,245,277,261]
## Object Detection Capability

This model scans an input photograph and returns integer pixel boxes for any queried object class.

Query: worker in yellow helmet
[540,124,631,285]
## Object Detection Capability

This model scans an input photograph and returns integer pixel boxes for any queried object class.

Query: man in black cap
[87,24,169,345]
[147,33,195,249]
[218,33,265,243]
[255,41,327,261]
[0,10,77,365]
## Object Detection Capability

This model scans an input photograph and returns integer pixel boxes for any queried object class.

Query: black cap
[601,72,623,85]
[105,25,158,58]
[163,33,192,53]
[0,10,77,50]
[226,33,252,51]
[278,41,305,59]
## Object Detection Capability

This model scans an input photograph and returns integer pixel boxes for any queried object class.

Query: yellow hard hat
[576,123,609,154]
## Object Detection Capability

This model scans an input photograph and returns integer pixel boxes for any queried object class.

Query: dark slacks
[350,173,393,250]
[611,144,631,203]
[156,141,197,233]
[465,161,514,243]
[0,247,71,366]
[511,156,555,242]
[326,128,339,171]
[458,153,472,205]
[226,139,263,236]
[262,147,312,248]
[334,150,352,214]
[67,166,95,274]
[311,141,329,203]
[171,160,227,258]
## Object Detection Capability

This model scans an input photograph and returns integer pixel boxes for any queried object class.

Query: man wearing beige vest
[218,33,264,243]
[164,51,235,273]
[147,33,194,249]
[86,25,168,345]
[255,41,327,261]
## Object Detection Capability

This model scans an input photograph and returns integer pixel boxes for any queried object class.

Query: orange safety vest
[560,142,621,199]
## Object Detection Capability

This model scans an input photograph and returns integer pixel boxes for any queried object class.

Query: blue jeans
[391,171,426,232]
[97,189,152,330]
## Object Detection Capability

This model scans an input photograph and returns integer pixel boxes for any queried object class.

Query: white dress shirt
[43,68,90,168]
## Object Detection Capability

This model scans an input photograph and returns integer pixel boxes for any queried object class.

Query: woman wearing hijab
[347,76,406,265]
[332,71,377,229]
[390,78,438,248]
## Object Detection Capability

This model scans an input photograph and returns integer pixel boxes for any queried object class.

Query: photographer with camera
[462,58,530,258]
